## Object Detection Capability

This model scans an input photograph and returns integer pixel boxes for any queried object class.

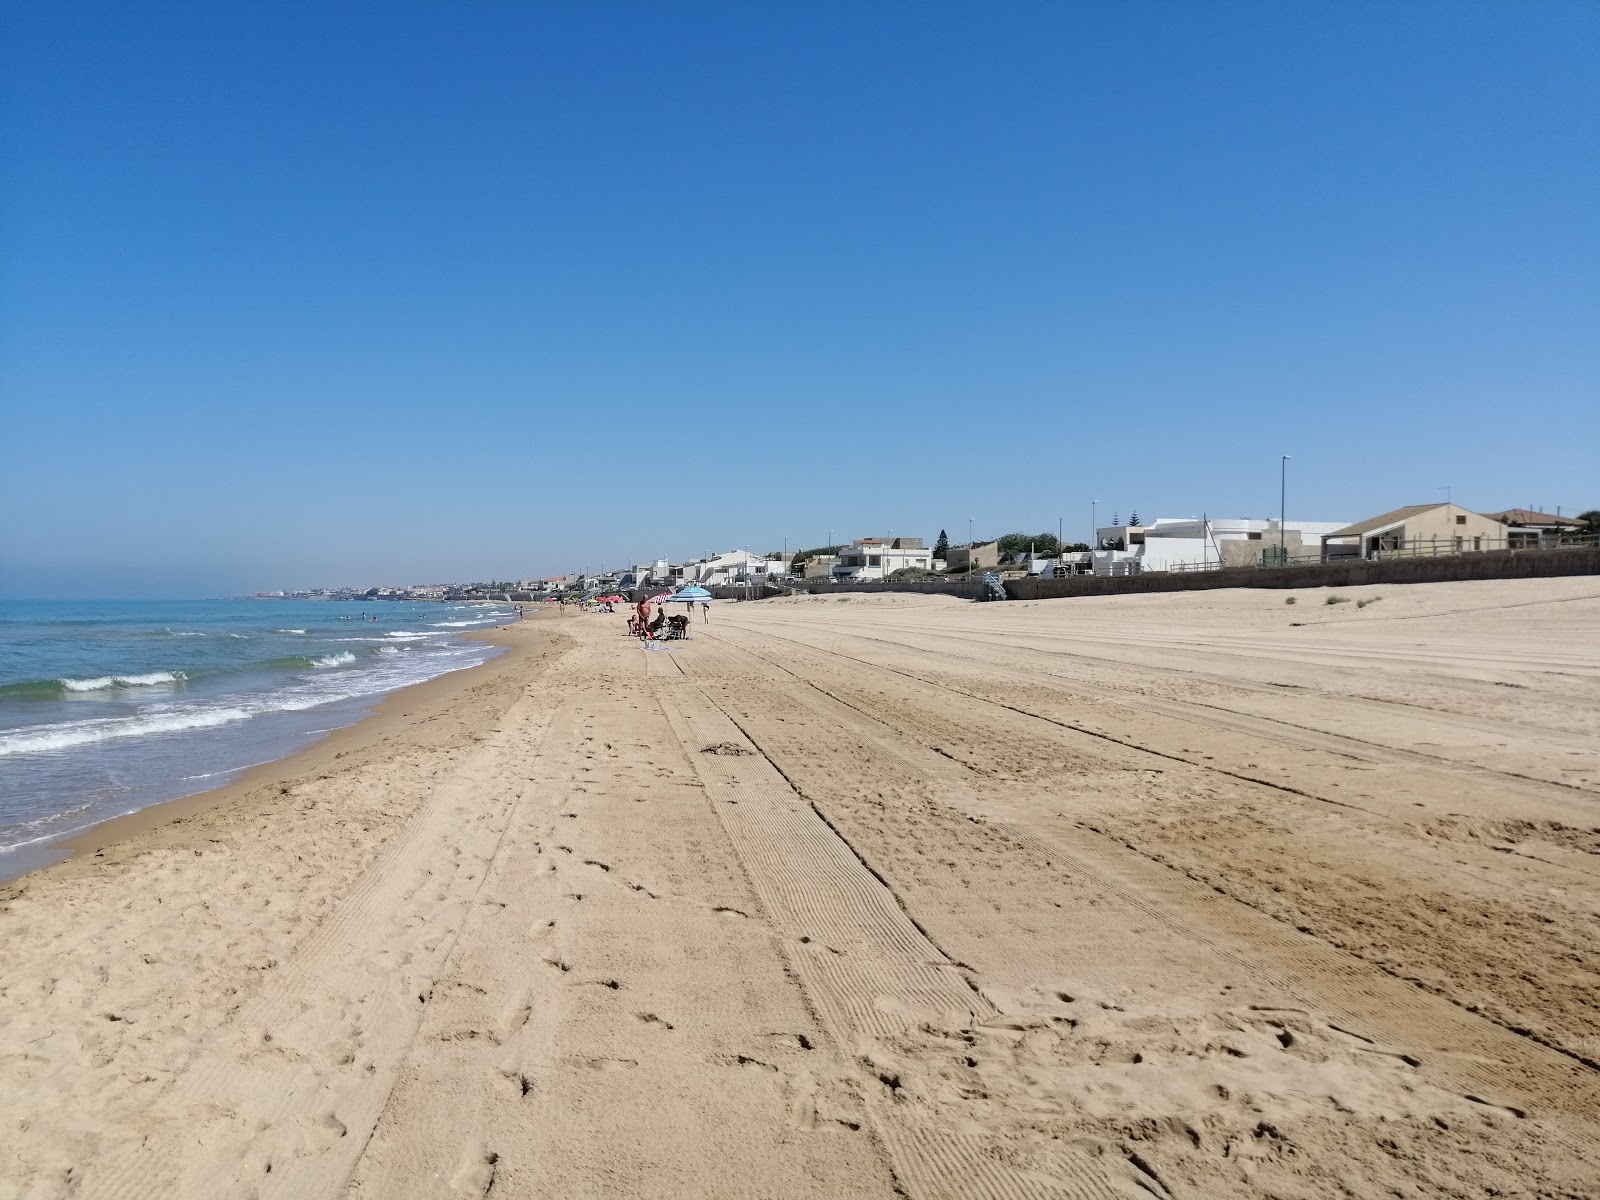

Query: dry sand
[3,579,1598,1199]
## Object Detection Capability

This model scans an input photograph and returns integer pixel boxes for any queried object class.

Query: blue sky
[3,1,1595,596]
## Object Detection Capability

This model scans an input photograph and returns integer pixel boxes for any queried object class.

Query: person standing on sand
[700,601,710,623]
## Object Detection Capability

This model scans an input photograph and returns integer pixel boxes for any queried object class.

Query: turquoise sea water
[0,599,512,879]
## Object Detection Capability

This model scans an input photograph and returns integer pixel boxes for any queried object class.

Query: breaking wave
[62,671,188,692]
[0,671,193,698]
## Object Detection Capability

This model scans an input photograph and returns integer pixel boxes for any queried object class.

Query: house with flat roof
[943,540,1000,573]
[832,537,934,581]
[1089,517,1349,574]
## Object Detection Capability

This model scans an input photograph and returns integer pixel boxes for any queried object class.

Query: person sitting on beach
[646,608,666,638]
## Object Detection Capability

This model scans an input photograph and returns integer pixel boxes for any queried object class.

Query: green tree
[933,529,950,558]
[995,532,1063,561]
[1578,510,1600,535]
[1130,511,1141,527]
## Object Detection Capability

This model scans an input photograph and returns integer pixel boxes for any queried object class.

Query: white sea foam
[430,619,496,627]
[274,629,308,635]
[378,646,401,654]
[309,652,357,668]
[59,671,187,693]
[180,756,281,782]
[0,705,254,755]
[1,630,499,766]
[385,632,432,641]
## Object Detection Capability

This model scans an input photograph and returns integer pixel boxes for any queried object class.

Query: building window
[1246,532,1262,541]
[868,555,881,567]
[1455,515,1467,525]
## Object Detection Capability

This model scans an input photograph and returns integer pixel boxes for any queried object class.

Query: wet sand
[3,580,1597,1198]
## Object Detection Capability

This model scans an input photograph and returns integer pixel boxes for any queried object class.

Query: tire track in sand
[649,653,1138,1200]
[690,627,1600,1155]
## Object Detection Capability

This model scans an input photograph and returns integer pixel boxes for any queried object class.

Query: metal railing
[1364,533,1597,560]
[1158,532,1598,574]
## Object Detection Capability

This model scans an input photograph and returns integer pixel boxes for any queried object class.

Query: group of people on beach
[628,595,708,640]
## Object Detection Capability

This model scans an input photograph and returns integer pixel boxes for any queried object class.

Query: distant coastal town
[241,502,1597,603]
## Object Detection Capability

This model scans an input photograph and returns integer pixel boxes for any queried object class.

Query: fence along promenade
[1005,543,1600,601]
[1162,532,1599,574]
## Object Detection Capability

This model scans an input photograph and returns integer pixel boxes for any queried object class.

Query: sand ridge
[1,580,1597,1198]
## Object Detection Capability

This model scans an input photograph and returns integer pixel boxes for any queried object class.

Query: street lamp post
[968,516,975,578]
[1280,456,1292,562]
[1091,500,1098,549]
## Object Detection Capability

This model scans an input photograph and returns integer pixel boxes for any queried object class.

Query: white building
[671,551,790,587]
[831,537,934,581]
[1090,517,1350,575]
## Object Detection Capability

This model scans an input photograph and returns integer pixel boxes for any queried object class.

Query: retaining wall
[1003,547,1600,601]
[785,578,989,601]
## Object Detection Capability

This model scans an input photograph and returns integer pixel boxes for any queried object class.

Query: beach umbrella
[664,586,713,604]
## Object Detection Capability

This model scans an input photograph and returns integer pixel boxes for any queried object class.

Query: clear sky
[3,1,1595,596]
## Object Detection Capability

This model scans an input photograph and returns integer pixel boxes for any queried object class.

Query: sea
[0,598,515,880]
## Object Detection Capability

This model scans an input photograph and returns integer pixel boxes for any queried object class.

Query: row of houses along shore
[510,502,1595,601]
[255,504,1593,602]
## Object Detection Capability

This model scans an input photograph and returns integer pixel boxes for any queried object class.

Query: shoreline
[42,614,561,881]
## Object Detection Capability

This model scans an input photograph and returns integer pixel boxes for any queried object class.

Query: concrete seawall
[1003,547,1600,601]
[783,579,989,600]
[757,548,1599,603]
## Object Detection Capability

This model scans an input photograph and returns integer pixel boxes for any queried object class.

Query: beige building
[1483,509,1586,548]
[1321,504,1507,559]
[944,540,1000,573]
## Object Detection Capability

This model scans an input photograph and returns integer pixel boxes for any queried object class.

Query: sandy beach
[3,579,1598,1199]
